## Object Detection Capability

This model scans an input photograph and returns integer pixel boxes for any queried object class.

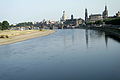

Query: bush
[0,35,9,38]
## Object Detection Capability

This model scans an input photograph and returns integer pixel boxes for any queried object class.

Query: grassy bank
[0,30,55,45]
[0,30,46,38]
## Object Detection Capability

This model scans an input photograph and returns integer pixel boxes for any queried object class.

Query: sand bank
[0,30,55,45]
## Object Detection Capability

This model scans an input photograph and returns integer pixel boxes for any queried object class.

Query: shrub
[0,35,9,38]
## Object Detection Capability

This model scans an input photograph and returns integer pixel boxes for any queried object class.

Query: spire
[85,8,88,23]
[105,5,107,11]
[63,11,65,15]
[71,14,74,20]
[85,8,88,18]
[102,5,108,19]
[62,11,66,21]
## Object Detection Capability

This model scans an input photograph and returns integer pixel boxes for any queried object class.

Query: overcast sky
[0,0,120,24]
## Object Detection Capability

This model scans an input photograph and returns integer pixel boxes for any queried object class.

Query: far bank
[80,25,120,39]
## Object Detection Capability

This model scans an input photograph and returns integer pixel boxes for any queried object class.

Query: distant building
[85,5,108,23]
[116,11,120,17]
[60,11,67,22]
[78,18,84,25]
[102,5,108,19]
[89,14,103,22]
[85,8,88,23]
[64,15,84,27]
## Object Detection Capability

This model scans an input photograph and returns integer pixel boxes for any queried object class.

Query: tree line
[16,22,33,27]
[104,17,120,25]
[86,17,120,25]
[0,21,9,30]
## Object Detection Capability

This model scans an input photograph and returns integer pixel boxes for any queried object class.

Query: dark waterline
[0,29,120,80]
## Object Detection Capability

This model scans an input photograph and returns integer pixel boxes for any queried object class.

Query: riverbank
[0,30,55,45]
[80,25,120,39]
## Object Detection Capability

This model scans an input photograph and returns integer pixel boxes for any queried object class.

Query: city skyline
[0,0,120,24]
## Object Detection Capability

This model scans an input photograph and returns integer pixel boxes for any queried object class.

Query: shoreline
[0,30,55,45]
[80,26,120,38]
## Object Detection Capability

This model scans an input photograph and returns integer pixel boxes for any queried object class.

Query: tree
[86,22,94,25]
[2,21,9,30]
[104,17,120,25]
[16,22,33,27]
[95,20,103,24]
[0,22,2,30]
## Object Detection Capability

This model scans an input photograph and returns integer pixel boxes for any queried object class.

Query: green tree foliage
[0,21,9,30]
[86,22,94,25]
[9,24,15,27]
[95,20,103,24]
[16,22,33,27]
[86,20,103,25]
[0,22,2,30]
[2,21,9,30]
[104,17,120,25]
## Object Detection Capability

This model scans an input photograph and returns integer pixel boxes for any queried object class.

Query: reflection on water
[105,34,120,43]
[85,29,105,48]
[0,29,120,80]
[85,29,89,48]
[84,29,120,48]
[105,35,108,48]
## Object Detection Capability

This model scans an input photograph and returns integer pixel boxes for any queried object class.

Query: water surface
[0,29,120,80]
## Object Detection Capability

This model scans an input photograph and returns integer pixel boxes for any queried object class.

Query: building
[63,15,84,27]
[89,14,103,22]
[85,5,108,23]
[102,5,108,19]
[60,11,67,22]
[85,8,88,23]
[116,11,120,17]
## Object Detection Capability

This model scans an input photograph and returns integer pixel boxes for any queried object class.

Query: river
[0,29,120,80]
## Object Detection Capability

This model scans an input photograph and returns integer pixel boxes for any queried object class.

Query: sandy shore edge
[0,30,55,45]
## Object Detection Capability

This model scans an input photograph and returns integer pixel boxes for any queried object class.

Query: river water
[0,29,120,80]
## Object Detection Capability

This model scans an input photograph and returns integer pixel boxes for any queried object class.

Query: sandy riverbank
[0,30,55,45]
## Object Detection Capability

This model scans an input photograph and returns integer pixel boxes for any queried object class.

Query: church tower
[85,8,88,24]
[62,11,67,21]
[102,5,108,19]
[71,14,74,20]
